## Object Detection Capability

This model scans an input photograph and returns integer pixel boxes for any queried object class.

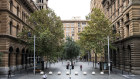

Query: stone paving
[1,61,140,79]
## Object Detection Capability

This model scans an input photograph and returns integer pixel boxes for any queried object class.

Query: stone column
[10,53,16,71]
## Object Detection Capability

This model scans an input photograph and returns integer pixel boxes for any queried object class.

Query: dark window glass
[16,25,19,36]
[10,21,12,35]
[17,6,19,16]
[10,0,13,11]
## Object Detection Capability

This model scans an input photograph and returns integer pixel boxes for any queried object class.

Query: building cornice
[0,34,27,44]
[62,20,89,22]
[18,0,38,13]
[113,35,140,44]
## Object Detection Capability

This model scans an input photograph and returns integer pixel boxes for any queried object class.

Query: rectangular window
[82,22,86,25]
[128,0,130,5]
[126,13,129,20]
[71,23,74,27]
[66,28,69,31]
[126,25,129,37]
[16,25,19,36]
[17,7,19,16]
[118,9,119,16]
[22,12,23,20]
[66,23,69,27]
[114,2,116,13]
[42,6,43,9]
[10,22,12,35]
[71,28,74,32]
[117,21,120,27]
[78,22,81,27]
[118,0,120,7]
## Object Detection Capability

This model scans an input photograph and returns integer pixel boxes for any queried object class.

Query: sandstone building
[91,0,140,74]
[0,0,38,74]
[62,17,88,41]
[34,0,48,10]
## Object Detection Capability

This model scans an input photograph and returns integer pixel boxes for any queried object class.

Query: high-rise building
[0,0,38,75]
[34,0,48,10]
[91,0,140,74]
[62,18,88,41]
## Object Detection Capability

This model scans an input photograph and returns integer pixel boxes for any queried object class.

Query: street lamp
[33,35,36,75]
[28,32,36,75]
[107,36,110,75]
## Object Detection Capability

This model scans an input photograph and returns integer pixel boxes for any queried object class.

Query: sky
[48,0,91,20]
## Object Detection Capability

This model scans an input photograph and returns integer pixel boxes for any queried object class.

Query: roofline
[62,20,89,22]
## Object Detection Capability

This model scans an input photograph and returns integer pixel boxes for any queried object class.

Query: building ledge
[0,34,27,44]
[113,35,140,44]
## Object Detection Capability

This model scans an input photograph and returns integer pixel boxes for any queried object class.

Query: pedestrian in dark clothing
[8,69,11,78]
[80,65,82,71]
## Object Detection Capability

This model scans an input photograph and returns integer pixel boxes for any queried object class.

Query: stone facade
[0,0,38,75]
[34,0,48,10]
[90,0,103,12]
[62,19,88,41]
[91,0,140,74]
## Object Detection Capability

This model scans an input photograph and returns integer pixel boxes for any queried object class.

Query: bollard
[66,72,70,75]
[92,71,95,75]
[49,71,53,75]
[100,71,104,74]
[58,71,61,75]
[83,72,87,75]
[75,71,78,75]
[40,71,44,75]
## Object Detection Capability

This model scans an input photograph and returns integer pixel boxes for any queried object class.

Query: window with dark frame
[118,0,120,7]
[126,25,129,37]
[17,6,19,16]
[10,21,12,35]
[126,13,129,21]
[10,0,13,11]
[16,25,19,36]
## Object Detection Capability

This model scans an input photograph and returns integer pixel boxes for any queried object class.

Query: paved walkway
[1,61,140,79]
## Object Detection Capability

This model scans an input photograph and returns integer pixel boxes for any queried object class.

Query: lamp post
[107,36,110,75]
[28,32,36,75]
[69,65,72,79]
[33,35,36,75]
[88,51,89,65]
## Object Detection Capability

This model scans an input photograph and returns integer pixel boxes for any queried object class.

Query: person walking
[8,69,11,78]
[80,65,82,71]
[42,73,47,79]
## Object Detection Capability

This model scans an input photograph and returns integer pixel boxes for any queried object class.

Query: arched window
[9,21,12,35]
[9,0,13,11]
